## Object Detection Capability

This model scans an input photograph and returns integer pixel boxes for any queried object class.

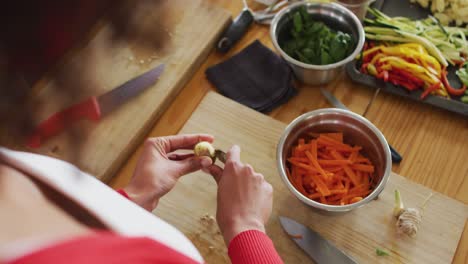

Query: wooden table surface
[109,1,468,263]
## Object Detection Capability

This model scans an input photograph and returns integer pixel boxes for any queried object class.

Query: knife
[279,216,357,264]
[320,87,402,163]
[27,64,166,148]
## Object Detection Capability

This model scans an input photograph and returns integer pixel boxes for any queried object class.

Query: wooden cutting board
[155,92,468,264]
[3,0,230,182]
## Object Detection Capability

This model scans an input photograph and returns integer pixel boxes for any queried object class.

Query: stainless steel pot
[270,2,365,85]
[276,108,392,214]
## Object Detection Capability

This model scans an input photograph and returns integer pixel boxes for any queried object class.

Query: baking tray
[345,0,468,116]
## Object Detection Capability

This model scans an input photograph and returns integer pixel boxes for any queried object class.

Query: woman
[0,1,283,263]
[0,134,283,263]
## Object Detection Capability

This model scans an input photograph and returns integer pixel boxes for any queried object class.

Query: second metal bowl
[270,2,365,85]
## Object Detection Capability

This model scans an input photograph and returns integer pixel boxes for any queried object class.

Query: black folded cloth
[206,40,296,113]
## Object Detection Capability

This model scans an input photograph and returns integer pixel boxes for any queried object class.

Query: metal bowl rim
[270,2,365,70]
[337,0,373,8]
[276,108,392,212]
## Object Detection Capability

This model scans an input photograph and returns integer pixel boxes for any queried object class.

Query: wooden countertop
[108,1,467,263]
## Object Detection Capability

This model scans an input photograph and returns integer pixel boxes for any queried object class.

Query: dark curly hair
[0,0,170,149]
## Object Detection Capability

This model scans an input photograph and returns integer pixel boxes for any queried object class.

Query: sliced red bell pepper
[388,72,421,91]
[390,69,425,87]
[363,51,379,63]
[420,82,441,99]
[452,59,466,67]
[360,63,369,74]
[388,77,416,91]
[442,68,467,96]
[377,70,389,82]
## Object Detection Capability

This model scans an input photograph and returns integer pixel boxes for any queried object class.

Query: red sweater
[7,190,283,264]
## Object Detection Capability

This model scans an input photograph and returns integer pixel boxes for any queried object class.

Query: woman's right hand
[203,145,273,245]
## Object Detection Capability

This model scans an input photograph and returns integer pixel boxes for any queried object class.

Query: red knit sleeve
[228,230,283,264]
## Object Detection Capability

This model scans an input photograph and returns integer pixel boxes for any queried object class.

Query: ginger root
[393,190,432,237]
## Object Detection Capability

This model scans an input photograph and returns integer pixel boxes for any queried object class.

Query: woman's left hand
[124,134,214,211]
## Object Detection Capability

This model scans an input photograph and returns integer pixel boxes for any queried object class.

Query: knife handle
[389,144,402,163]
[26,96,101,148]
[217,9,254,53]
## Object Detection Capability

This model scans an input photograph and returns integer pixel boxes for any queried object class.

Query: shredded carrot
[318,159,352,166]
[344,178,350,191]
[310,140,318,160]
[329,149,346,160]
[351,164,375,173]
[299,138,305,145]
[350,197,363,203]
[348,150,359,163]
[343,166,360,186]
[288,157,309,163]
[318,135,353,151]
[355,156,371,164]
[286,132,375,205]
[297,144,311,151]
[288,160,318,173]
[305,151,330,181]
[307,192,322,199]
[319,196,327,204]
[326,167,344,173]
[309,174,331,196]
[318,151,334,160]
[328,194,345,202]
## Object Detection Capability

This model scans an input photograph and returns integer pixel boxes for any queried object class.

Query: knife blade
[320,87,402,163]
[279,216,357,264]
[27,64,166,148]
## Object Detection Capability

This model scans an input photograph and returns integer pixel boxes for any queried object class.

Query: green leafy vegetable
[456,63,468,87]
[280,7,355,65]
[293,12,303,33]
[376,248,390,257]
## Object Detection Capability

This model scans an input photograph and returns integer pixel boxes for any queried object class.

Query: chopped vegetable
[287,133,375,205]
[364,8,468,67]
[360,43,450,98]
[410,0,468,26]
[194,142,227,163]
[376,248,390,257]
[280,7,355,65]
[194,141,215,159]
[456,62,468,86]
[441,68,467,96]
[393,190,433,237]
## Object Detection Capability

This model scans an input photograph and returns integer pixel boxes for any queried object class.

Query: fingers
[168,153,194,161]
[202,164,224,184]
[226,145,241,162]
[152,134,214,153]
[174,156,210,176]
[173,153,223,183]
[245,164,255,175]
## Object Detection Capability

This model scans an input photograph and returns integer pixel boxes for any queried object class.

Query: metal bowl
[276,109,392,214]
[270,2,365,85]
